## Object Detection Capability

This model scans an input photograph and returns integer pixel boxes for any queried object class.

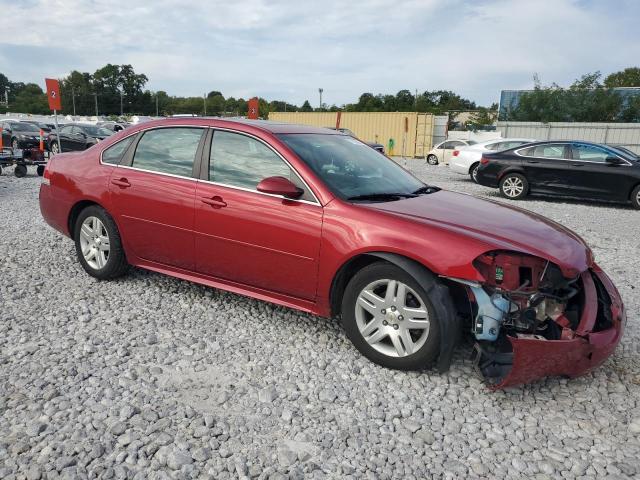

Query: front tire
[341,262,441,370]
[50,142,59,155]
[469,162,480,183]
[631,185,640,209]
[427,154,439,165]
[74,206,128,280]
[499,173,529,200]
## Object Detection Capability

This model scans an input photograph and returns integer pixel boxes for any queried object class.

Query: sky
[1,0,639,107]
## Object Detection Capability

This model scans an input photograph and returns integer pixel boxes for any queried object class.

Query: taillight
[453,150,460,156]
[42,162,52,185]
[480,157,490,165]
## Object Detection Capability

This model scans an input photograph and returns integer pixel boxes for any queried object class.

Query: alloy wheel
[51,142,59,154]
[79,216,110,270]
[472,165,479,182]
[355,279,430,358]
[12,139,18,150]
[502,176,524,198]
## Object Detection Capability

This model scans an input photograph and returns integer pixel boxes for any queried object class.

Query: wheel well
[468,161,479,174]
[68,200,100,235]
[329,254,382,317]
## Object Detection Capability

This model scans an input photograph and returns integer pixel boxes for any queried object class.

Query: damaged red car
[39,118,625,388]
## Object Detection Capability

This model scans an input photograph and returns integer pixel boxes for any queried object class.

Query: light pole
[71,85,76,116]
[92,93,99,117]
[120,90,124,116]
[4,86,9,107]
[318,88,323,110]
[203,93,207,116]
[155,93,159,117]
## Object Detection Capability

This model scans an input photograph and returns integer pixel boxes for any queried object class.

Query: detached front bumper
[477,266,625,389]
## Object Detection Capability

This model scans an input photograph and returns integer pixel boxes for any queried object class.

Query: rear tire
[50,142,59,155]
[14,164,27,178]
[631,185,640,209]
[499,173,529,200]
[74,205,128,280]
[427,154,439,165]
[469,162,480,183]
[341,262,441,370]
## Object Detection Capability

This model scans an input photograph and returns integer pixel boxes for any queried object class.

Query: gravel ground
[0,163,639,480]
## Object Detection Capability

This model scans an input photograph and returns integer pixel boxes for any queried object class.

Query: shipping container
[268,112,434,157]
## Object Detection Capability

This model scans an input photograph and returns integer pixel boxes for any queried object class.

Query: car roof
[125,117,342,135]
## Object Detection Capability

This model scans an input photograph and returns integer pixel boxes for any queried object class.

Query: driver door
[194,129,323,301]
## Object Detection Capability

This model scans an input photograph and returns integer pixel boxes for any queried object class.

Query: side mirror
[606,156,624,165]
[257,176,303,199]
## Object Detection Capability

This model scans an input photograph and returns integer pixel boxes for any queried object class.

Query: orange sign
[247,97,259,119]
[45,78,62,110]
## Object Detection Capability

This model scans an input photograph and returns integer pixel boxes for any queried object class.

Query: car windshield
[13,123,40,132]
[610,146,639,161]
[81,125,113,137]
[278,133,426,200]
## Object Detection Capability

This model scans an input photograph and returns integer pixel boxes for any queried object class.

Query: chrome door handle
[201,196,227,208]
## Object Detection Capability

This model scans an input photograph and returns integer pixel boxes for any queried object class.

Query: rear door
[109,126,206,270]
[194,129,323,301]
[569,143,633,200]
[58,125,76,151]
[519,143,574,194]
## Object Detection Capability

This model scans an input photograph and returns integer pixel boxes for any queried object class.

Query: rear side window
[131,128,204,177]
[520,144,569,159]
[102,136,134,165]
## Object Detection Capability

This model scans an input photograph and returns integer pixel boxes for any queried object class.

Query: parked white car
[449,138,536,182]
[426,139,476,165]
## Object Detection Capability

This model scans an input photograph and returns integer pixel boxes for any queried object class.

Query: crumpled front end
[448,253,625,389]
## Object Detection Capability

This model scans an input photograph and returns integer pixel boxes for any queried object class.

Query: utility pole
[120,90,124,116]
[92,93,98,117]
[71,85,76,116]
[318,88,323,110]
[155,93,159,117]
[4,87,8,108]
[203,93,207,116]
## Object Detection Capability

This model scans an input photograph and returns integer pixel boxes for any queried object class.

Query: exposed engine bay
[446,251,619,388]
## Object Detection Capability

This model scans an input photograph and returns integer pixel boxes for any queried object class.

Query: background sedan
[476,140,640,208]
[48,123,113,154]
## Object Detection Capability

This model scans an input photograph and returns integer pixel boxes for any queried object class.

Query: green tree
[300,100,313,112]
[604,67,640,88]
[12,83,48,114]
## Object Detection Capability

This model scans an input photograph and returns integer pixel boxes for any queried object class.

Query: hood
[365,190,592,276]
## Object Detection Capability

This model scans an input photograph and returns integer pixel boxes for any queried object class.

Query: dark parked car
[1,120,43,149]
[48,123,114,154]
[97,121,128,132]
[21,120,56,133]
[38,118,625,388]
[476,140,640,209]
[329,127,385,154]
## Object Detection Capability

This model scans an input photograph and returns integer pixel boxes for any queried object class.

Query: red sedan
[39,118,625,388]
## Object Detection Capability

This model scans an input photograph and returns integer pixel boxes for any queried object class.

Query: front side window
[209,131,313,201]
[102,135,135,165]
[131,127,204,177]
[278,133,425,200]
[61,125,74,134]
[572,143,613,163]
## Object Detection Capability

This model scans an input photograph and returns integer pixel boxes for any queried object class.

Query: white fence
[497,121,640,153]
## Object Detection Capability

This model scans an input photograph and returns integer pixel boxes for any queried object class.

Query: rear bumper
[479,266,625,389]
[39,183,71,237]
[475,169,500,188]
[449,158,471,175]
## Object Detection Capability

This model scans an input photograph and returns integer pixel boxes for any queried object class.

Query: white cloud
[1,0,638,106]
